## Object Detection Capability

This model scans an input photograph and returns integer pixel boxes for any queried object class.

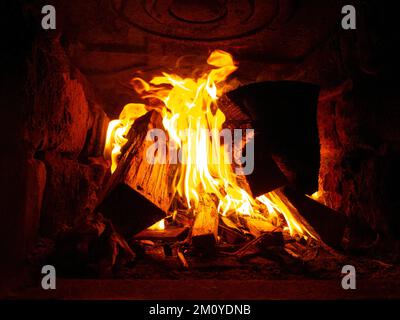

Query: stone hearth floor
[4,279,400,300]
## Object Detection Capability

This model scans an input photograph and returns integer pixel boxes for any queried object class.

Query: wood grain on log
[226,81,320,195]
[96,110,177,237]
[191,194,219,253]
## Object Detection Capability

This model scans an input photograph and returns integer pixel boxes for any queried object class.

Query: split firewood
[218,216,247,244]
[176,247,189,269]
[224,81,320,195]
[191,194,219,253]
[133,226,189,242]
[97,110,178,237]
[218,94,287,197]
[173,209,195,228]
[256,232,284,250]
[276,186,347,248]
[49,213,135,277]
[241,217,278,238]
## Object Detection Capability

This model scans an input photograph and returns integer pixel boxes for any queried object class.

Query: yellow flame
[148,219,165,231]
[257,192,316,240]
[310,190,320,200]
[104,50,317,240]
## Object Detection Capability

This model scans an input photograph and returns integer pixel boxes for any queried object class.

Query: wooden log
[133,226,189,242]
[96,110,177,237]
[217,94,287,196]
[50,213,135,277]
[174,209,195,228]
[218,225,247,245]
[256,232,284,249]
[217,94,253,124]
[241,217,277,238]
[191,194,219,253]
[219,216,247,244]
[176,247,189,268]
[278,186,347,248]
[225,81,320,195]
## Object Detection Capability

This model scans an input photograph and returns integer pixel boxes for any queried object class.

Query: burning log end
[279,186,347,248]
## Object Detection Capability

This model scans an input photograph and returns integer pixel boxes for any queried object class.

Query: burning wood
[176,247,189,269]
[98,49,334,260]
[242,218,277,238]
[133,226,189,242]
[97,110,177,236]
[218,224,247,245]
[257,232,284,249]
[191,194,219,253]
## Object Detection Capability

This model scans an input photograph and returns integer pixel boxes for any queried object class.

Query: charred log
[218,94,287,196]
[191,194,219,253]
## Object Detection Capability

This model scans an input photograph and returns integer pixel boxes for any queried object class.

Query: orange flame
[148,219,165,231]
[104,103,147,173]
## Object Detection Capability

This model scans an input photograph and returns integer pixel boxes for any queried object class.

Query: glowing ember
[104,50,316,240]
[148,219,165,231]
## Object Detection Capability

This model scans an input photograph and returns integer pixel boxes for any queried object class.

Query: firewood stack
[94,81,347,267]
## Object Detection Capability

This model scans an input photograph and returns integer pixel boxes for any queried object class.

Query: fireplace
[1,0,400,300]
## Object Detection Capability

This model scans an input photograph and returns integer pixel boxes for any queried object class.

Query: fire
[104,50,316,240]
[104,103,148,173]
[148,219,165,231]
